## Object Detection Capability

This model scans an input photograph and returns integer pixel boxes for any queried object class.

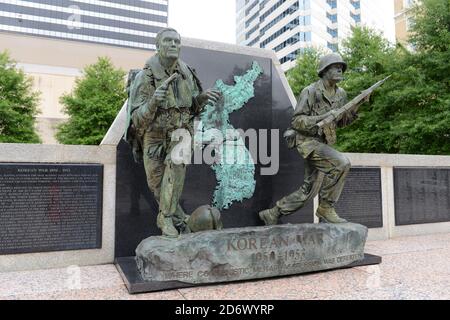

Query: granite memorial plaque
[394,167,450,225]
[0,163,103,254]
[115,47,313,257]
[335,167,383,228]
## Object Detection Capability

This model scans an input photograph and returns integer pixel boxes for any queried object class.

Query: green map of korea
[195,62,263,210]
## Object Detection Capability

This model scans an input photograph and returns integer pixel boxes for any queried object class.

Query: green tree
[333,0,450,155]
[286,48,323,97]
[409,0,450,54]
[333,26,399,153]
[56,57,127,145]
[0,51,40,143]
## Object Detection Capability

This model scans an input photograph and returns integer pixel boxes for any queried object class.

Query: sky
[168,0,395,45]
[168,0,236,44]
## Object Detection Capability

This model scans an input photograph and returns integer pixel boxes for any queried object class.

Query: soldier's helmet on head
[317,53,347,77]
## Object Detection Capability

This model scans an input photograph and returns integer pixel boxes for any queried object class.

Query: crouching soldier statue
[126,28,221,237]
[259,53,389,225]
[260,53,354,224]
[260,53,357,225]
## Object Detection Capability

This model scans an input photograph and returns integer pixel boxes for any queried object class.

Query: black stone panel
[394,167,450,225]
[270,62,313,225]
[115,47,313,257]
[336,167,383,228]
[0,163,103,255]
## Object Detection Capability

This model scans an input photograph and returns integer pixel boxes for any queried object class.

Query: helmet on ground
[317,53,347,77]
[187,205,223,232]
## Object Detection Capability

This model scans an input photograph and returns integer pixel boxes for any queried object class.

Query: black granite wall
[336,167,383,228]
[115,47,312,257]
[0,163,103,254]
[394,167,450,225]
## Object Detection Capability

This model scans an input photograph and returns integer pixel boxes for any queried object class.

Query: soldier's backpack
[124,69,143,163]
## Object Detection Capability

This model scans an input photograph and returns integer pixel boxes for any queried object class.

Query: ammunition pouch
[321,122,337,145]
[283,129,297,149]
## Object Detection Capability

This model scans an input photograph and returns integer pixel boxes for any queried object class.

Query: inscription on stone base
[135,223,367,284]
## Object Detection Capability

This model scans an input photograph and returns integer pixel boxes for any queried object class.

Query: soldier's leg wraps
[276,161,323,215]
[308,144,351,207]
[172,204,189,227]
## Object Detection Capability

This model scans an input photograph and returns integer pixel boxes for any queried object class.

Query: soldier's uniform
[276,78,355,216]
[126,54,203,236]
[260,53,356,224]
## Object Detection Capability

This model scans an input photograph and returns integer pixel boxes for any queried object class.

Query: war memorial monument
[114,28,384,293]
[2,27,449,296]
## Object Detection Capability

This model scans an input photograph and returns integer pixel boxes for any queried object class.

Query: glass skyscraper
[237,0,393,71]
[0,0,168,49]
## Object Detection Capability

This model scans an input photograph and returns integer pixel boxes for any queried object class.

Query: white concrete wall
[345,153,450,241]
[18,63,81,120]
[0,143,116,273]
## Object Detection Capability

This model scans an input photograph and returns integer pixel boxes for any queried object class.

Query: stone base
[135,223,368,283]
[115,253,381,294]
[116,223,381,293]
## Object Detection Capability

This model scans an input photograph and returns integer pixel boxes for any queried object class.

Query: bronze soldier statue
[126,28,221,237]
[259,53,356,225]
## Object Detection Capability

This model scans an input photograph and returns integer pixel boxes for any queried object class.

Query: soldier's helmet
[187,205,223,233]
[317,53,347,77]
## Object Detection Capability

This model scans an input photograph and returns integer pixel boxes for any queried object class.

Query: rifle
[317,75,391,145]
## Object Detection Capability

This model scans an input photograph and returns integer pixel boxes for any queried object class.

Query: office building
[237,0,395,71]
[0,0,168,49]
[0,0,168,143]
[394,0,417,46]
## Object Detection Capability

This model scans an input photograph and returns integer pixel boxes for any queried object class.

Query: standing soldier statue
[259,53,389,225]
[126,28,221,237]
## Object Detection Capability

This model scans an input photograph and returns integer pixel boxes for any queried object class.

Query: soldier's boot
[157,212,179,238]
[259,206,281,225]
[175,216,191,235]
[178,223,191,235]
[173,206,191,235]
[316,206,347,224]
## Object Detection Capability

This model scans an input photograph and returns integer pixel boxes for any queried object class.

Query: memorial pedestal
[115,223,382,294]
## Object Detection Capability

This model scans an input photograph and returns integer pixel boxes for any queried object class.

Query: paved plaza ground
[0,233,449,300]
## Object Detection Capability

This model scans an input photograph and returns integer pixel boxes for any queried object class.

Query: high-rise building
[0,0,168,49]
[0,1,168,143]
[237,0,395,71]
[394,0,416,46]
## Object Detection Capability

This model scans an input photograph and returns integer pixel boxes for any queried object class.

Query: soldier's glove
[196,89,222,107]
[283,129,297,149]
[153,86,169,104]
[152,73,180,107]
